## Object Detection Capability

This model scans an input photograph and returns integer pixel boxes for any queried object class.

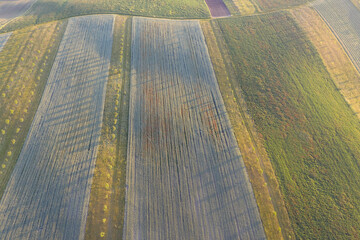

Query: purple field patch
[205,0,231,17]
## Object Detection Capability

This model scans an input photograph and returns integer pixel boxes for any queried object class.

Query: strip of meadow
[0,21,66,198]
[85,15,131,240]
[201,19,294,240]
[216,12,360,239]
[254,0,308,11]
[0,15,113,239]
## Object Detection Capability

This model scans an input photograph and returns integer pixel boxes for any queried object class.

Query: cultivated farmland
[225,0,258,15]
[313,0,360,73]
[0,15,113,239]
[0,33,11,51]
[0,20,66,199]
[253,0,307,11]
[292,6,360,117]
[85,16,132,240]
[205,0,231,17]
[123,17,266,240]
[201,19,294,240]
[1,0,210,33]
[216,13,360,239]
[0,0,37,27]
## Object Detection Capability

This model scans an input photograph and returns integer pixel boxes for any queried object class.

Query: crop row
[85,16,132,240]
[123,17,265,240]
[313,0,360,74]
[0,21,66,199]
[292,6,360,117]
[0,15,114,239]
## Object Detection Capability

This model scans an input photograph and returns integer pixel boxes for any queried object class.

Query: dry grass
[85,15,131,240]
[234,0,258,15]
[291,6,360,118]
[223,0,258,15]
[254,0,308,11]
[201,19,295,240]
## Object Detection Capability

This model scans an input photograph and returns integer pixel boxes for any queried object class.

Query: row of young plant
[0,21,67,197]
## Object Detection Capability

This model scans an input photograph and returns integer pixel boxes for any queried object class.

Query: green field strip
[216,12,360,239]
[0,15,113,239]
[85,15,132,240]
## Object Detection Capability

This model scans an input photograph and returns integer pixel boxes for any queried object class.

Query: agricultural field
[0,33,11,51]
[85,15,132,240]
[123,17,266,240]
[0,20,66,199]
[0,0,37,27]
[225,0,258,15]
[254,0,308,11]
[0,0,210,33]
[216,13,360,239]
[292,6,360,117]
[204,0,231,17]
[201,20,294,240]
[0,15,114,239]
[313,0,360,74]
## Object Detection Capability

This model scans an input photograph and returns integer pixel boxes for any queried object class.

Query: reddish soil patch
[205,0,231,17]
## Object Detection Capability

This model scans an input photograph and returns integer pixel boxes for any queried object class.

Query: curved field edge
[216,12,360,239]
[0,0,210,33]
[0,20,67,199]
[0,0,38,30]
[291,6,360,118]
[85,15,131,240]
[222,0,260,16]
[201,20,294,240]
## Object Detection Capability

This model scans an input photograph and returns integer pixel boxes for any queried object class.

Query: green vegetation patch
[85,16,131,240]
[1,0,210,32]
[216,12,360,239]
[0,20,67,198]
[254,0,308,11]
